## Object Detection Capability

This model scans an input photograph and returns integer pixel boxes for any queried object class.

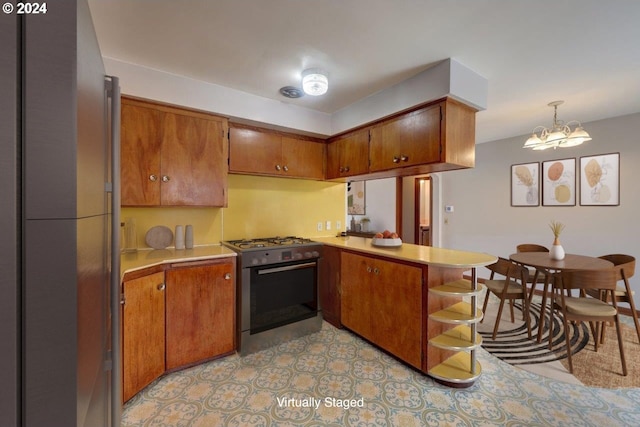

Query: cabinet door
[319,245,342,327]
[165,260,235,369]
[371,260,422,368]
[123,272,165,402]
[161,112,228,206]
[229,127,282,175]
[121,102,162,206]
[370,105,441,172]
[400,105,441,167]
[340,252,373,340]
[281,136,325,179]
[327,129,370,179]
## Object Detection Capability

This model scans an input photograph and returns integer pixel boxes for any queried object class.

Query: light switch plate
[445,205,454,213]
[325,220,331,230]
[317,222,323,232]
[336,220,342,230]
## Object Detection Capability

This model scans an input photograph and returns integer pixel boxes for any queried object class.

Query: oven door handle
[257,262,317,275]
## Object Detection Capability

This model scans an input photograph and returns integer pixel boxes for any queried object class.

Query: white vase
[550,240,565,260]
[175,225,185,250]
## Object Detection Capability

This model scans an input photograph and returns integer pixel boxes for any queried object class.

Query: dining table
[509,252,614,342]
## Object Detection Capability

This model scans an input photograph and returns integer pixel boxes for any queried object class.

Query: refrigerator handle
[105,75,121,427]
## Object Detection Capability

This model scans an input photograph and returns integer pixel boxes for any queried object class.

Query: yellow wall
[121,174,345,248]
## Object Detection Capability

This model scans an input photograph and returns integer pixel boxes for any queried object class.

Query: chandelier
[523,101,591,150]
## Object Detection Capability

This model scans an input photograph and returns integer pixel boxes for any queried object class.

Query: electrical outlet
[317,222,323,232]
[336,220,342,230]
[325,220,331,231]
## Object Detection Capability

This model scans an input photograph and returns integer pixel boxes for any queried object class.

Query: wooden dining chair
[586,254,640,344]
[516,243,550,304]
[550,268,627,376]
[481,257,532,340]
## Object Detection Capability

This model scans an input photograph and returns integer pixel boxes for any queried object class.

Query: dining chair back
[481,257,532,340]
[516,244,549,296]
[589,254,640,344]
[552,268,627,376]
[516,244,549,253]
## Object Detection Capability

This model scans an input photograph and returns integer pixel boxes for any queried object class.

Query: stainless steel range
[222,237,323,355]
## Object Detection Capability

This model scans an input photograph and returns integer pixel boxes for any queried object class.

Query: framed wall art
[542,158,576,206]
[580,152,620,206]
[511,162,539,206]
[347,180,366,214]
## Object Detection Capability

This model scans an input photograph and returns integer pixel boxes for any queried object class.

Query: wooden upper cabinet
[161,112,227,206]
[228,127,281,175]
[229,125,325,180]
[120,97,228,207]
[281,136,325,180]
[369,104,441,172]
[327,128,370,179]
[121,102,162,206]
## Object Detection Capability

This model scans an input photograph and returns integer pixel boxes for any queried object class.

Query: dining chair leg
[614,315,628,376]
[537,277,552,343]
[492,299,507,340]
[626,290,640,344]
[481,290,490,324]
[523,296,532,339]
[509,299,515,323]
[560,315,574,373]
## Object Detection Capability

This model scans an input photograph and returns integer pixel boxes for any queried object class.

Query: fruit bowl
[371,237,402,247]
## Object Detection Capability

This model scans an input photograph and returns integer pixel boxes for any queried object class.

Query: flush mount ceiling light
[301,68,328,96]
[523,100,592,150]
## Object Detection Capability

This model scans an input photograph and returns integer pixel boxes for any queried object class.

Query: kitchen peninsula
[315,236,496,387]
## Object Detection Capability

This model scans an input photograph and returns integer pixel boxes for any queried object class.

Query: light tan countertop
[313,236,496,269]
[121,244,237,280]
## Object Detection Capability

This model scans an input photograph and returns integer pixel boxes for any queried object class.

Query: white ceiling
[88,0,640,144]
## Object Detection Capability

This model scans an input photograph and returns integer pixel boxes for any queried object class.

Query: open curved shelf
[428,325,482,351]
[428,352,482,386]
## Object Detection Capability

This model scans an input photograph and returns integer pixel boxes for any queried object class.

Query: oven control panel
[242,246,322,267]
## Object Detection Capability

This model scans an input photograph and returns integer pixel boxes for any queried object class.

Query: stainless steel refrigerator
[0,1,121,426]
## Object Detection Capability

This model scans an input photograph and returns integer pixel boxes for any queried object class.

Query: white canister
[175,225,185,250]
[185,225,194,249]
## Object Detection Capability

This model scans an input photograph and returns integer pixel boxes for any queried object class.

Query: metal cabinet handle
[157,283,165,291]
[275,164,282,171]
[283,165,289,172]
[339,167,344,173]
[400,155,409,162]
[224,273,231,280]
[373,267,380,275]
[366,266,372,273]
[161,175,170,182]
[149,174,158,182]
[392,156,400,163]
[344,166,350,172]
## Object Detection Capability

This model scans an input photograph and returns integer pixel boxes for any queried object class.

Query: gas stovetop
[222,236,322,266]
[222,236,317,251]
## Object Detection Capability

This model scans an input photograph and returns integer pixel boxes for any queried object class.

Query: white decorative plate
[145,225,173,249]
[371,237,402,247]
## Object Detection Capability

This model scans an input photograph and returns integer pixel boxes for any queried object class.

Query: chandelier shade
[523,101,591,150]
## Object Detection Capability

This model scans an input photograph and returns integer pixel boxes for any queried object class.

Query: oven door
[244,260,319,335]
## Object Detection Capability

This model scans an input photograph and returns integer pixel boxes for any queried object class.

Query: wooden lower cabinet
[319,245,342,328]
[122,257,235,402]
[122,271,165,403]
[165,261,235,369]
[340,251,423,369]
